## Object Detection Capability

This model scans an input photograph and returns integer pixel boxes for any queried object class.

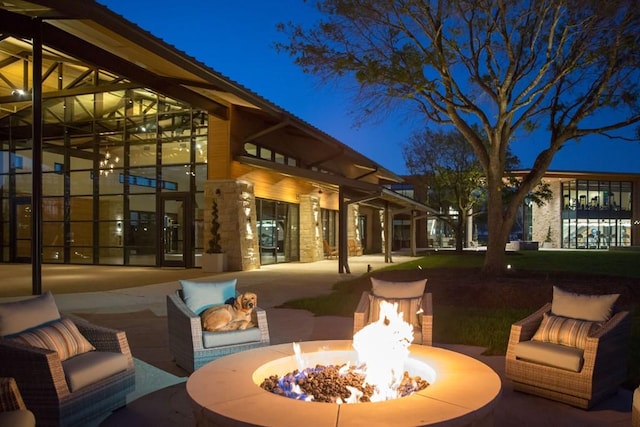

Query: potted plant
[543,226,554,248]
[201,197,227,272]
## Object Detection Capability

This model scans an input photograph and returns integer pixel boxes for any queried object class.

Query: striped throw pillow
[9,318,95,361]
[532,313,595,349]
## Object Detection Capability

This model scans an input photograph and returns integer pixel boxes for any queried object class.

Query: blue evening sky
[98,0,640,175]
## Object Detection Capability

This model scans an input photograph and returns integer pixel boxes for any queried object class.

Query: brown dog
[201,292,257,332]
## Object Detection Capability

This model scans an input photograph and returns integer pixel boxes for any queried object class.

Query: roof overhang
[0,0,405,186]
[238,155,435,212]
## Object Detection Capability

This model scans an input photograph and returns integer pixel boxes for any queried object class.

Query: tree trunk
[483,173,510,274]
[455,211,466,252]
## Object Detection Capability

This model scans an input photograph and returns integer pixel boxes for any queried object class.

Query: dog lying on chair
[201,292,258,332]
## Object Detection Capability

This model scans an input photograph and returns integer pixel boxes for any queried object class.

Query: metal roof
[0,0,408,186]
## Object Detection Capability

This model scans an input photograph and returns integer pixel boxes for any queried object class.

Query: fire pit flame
[352,299,415,402]
[260,299,429,403]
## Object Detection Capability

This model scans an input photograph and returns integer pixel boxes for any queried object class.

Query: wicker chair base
[511,380,613,410]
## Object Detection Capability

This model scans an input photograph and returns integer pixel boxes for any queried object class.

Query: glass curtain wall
[561,180,632,249]
[0,87,208,266]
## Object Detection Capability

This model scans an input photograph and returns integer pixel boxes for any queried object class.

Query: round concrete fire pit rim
[186,340,502,427]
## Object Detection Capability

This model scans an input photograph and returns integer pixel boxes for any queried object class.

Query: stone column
[299,194,323,262]
[205,179,260,271]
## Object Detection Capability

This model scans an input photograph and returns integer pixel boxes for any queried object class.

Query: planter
[202,253,227,273]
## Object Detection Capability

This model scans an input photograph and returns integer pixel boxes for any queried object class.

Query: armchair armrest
[420,293,433,346]
[582,310,630,375]
[510,303,551,342]
[353,291,372,336]
[0,339,70,401]
[68,315,133,368]
[167,291,204,351]
[0,377,27,412]
[251,307,270,344]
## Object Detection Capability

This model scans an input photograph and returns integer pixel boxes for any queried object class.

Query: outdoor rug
[128,358,186,404]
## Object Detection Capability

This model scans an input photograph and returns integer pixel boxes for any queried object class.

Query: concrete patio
[0,255,634,426]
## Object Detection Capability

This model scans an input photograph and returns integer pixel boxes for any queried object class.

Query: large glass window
[561,180,632,248]
[0,82,207,266]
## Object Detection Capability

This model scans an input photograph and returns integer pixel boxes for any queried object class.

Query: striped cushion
[369,295,422,328]
[9,318,95,361]
[532,313,595,349]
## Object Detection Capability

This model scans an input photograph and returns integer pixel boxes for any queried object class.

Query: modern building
[519,171,639,250]
[0,1,432,282]
[395,170,640,251]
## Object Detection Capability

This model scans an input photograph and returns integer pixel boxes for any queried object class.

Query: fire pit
[186,340,501,427]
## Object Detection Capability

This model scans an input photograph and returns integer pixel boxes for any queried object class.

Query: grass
[279,250,640,389]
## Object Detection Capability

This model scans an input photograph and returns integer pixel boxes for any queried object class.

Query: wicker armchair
[633,386,640,427]
[0,377,36,427]
[166,290,270,373]
[353,291,433,346]
[0,315,135,427]
[505,303,630,409]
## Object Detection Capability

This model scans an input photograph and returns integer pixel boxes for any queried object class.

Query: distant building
[393,171,639,250]
[513,171,639,249]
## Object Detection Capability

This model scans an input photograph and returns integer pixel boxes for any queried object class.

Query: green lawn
[279,250,640,389]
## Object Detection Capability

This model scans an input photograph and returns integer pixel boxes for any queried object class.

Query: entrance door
[14,197,32,262]
[257,199,299,265]
[160,193,192,267]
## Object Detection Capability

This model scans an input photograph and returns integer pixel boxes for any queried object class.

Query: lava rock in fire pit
[260,363,429,403]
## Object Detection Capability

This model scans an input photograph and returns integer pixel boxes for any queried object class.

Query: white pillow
[0,291,61,337]
[370,278,427,299]
[179,279,237,315]
[552,286,619,322]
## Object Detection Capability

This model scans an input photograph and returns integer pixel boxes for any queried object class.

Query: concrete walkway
[0,255,633,426]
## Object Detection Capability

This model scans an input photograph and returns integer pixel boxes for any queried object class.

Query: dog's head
[234,292,257,313]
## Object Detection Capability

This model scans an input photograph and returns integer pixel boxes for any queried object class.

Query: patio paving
[0,255,633,426]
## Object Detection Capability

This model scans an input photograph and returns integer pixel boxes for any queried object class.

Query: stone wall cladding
[206,179,260,271]
[533,180,562,247]
[299,195,323,262]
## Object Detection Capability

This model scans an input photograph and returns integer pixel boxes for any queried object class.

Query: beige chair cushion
[0,292,60,336]
[552,286,619,322]
[532,313,595,350]
[0,410,36,427]
[370,278,427,299]
[368,294,422,327]
[203,327,262,348]
[62,351,129,392]
[8,318,95,361]
[514,340,585,372]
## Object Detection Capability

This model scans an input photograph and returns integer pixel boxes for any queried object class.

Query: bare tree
[277,0,640,274]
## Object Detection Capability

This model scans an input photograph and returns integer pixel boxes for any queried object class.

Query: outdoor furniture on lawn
[0,292,135,427]
[0,377,36,427]
[505,286,630,409]
[353,277,432,346]
[323,240,338,259]
[166,279,270,373]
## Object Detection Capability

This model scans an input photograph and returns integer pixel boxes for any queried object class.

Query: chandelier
[99,148,120,176]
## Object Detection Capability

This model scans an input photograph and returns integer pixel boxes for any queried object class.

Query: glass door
[160,193,192,267]
[257,199,299,265]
